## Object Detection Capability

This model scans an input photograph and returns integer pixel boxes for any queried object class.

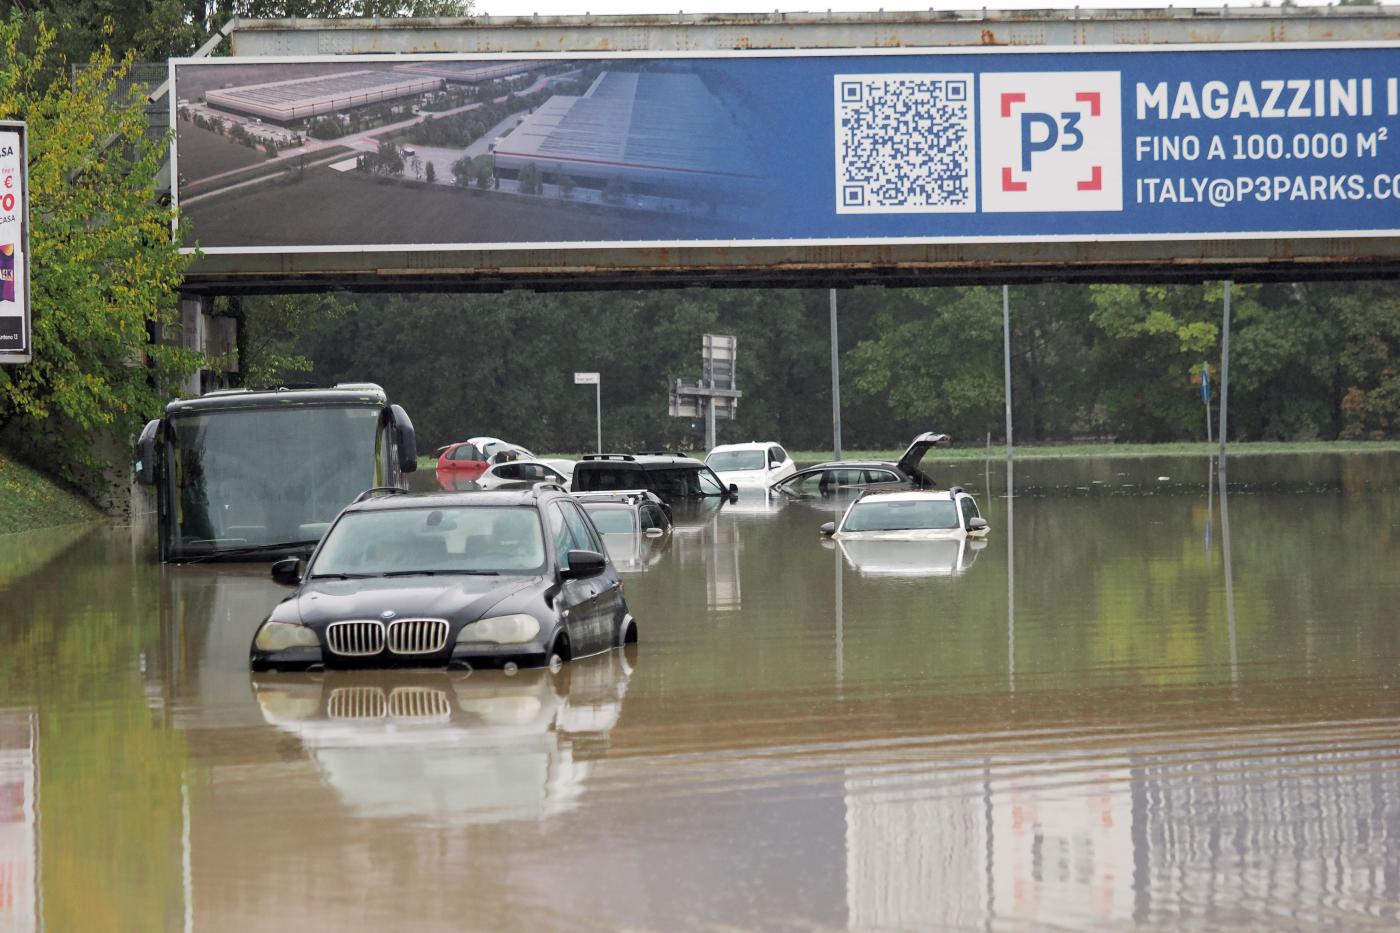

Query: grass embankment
[0,452,102,535]
[417,439,1400,472]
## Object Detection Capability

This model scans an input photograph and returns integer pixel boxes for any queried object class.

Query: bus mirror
[135,419,159,486]
[389,404,418,473]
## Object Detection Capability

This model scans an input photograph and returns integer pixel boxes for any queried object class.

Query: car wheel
[617,617,638,646]
[550,632,571,668]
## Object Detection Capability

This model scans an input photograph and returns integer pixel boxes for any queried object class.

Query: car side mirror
[271,557,303,586]
[134,419,159,486]
[968,517,989,531]
[820,521,836,536]
[562,549,606,578]
[728,483,739,497]
[389,404,418,473]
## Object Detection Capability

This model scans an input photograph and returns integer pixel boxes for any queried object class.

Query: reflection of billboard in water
[0,712,36,933]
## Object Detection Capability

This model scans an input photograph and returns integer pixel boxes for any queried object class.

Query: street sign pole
[830,288,842,460]
[574,372,601,453]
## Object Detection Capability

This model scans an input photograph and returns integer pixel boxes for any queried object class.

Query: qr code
[835,74,976,214]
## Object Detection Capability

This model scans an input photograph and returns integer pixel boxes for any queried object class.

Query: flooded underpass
[2,452,1398,931]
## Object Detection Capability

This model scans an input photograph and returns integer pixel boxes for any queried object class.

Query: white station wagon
[820,488,989,540]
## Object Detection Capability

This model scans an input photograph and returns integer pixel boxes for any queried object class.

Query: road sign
[0,121,30,365]
[574,372,599,385]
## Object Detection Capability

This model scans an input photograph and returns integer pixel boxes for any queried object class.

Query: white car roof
[852,490,957,503]
[707,441,782,455]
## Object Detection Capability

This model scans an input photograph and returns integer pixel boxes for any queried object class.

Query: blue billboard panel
[171,44,1400,254]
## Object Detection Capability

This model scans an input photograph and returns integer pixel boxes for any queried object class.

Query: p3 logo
[980,72,1123,213]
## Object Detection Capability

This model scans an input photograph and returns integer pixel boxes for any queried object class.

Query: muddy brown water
[1,453,1398,931]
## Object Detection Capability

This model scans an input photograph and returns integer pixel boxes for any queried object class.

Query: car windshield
[708,451,766,471]
[162,404,382,559]
[310,506,546,575]
[842,499,960,532]
[582,506,637,534]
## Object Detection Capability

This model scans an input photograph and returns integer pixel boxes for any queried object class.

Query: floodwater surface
[1,453,1398,931]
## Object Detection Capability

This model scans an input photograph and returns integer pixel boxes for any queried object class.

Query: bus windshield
[162,404,383,559]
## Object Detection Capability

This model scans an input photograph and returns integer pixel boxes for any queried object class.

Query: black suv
[250,485,636,672]
[570,453,736,500]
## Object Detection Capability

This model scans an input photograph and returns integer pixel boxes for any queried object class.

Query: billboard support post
[574,372,601,453]
[830,288,842,461]
[1218,281,1232,464]
[1003,285,1013,459]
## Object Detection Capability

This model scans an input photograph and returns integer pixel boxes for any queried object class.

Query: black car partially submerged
[770,432,952,496]
[250,486,637,672]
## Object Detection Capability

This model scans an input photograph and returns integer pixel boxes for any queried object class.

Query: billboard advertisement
[172,45,1400,255]
[0,122,29,364]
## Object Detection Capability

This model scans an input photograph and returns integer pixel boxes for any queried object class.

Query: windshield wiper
[308,572,373,580]
[379,569,500,577]
[179,541,316,563]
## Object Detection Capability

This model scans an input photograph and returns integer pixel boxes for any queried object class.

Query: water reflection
[834,536,985,577]
[252,649,635,826]
[1,453,1398,930]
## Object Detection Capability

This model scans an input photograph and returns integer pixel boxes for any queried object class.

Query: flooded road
[2,453,1398,931]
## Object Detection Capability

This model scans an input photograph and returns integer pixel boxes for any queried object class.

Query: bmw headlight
[254,621,321,652]
[455,614,540,646]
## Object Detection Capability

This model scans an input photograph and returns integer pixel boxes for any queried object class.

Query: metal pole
[705,395,716,452]
[1218,280,1232,461]
[829,289,842,459]
[595,382,602,454]
[1003,285,1013,458]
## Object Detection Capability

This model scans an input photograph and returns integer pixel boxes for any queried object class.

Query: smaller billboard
[0,122,28,364]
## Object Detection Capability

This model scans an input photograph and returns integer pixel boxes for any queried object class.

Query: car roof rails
[581,454,636,462]
[353,486,409,504]
[531,482,568,496]
[637,450,686,457]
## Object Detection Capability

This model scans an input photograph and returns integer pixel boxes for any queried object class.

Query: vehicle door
[768,446,795,482]
[559,500,621,653]
[546,502,597,655]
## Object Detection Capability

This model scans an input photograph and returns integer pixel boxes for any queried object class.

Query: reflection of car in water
[251,647,635,825]
[834,536,986,577]
[251,488,637,672]
[771,432,951,497]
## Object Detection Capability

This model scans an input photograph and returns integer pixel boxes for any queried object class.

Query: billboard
[0,122,29,364]
[172,44,1400,258]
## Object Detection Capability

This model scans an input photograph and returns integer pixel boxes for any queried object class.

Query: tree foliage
[0,14,200,487]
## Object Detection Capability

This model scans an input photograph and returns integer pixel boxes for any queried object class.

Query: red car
[435,441,491,482]
[435,437,536,488]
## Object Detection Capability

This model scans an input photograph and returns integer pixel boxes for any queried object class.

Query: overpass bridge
[171,7,1400,295]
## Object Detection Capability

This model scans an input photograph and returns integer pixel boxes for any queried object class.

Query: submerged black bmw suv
[250,486,637,672]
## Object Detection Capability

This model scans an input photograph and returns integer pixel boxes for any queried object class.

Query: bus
[135,384,418,562]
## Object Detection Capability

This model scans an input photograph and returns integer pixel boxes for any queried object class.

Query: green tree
[0,14,201,489]
[372,138,403,177]
[517,161,540,195]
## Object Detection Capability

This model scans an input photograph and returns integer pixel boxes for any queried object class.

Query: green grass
[418,439,1400,472]
[0,452,102,535]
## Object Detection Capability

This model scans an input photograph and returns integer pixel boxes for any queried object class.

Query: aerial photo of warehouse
[204,69,445,123]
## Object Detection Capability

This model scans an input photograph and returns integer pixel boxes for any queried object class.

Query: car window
[575,465,641,491]
[775,470,824,494]
[698,468,726,495]
[547,503,578,570]
[843,499,960,532]
[584,505,636,534]
[959,496,980,525]
[707,450,765,471]
[768,446,786,465]
[311,506,545,574]
[494,463,521,480]
[449,444,481,461]
[639,504,665,531]
[865,469,900,484]
[560,499,604,552]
